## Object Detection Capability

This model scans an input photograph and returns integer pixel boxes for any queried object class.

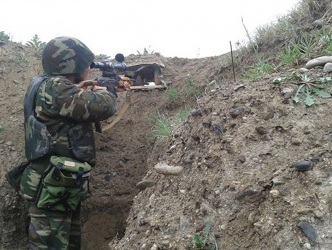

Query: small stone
[238,156,246,163]
[191,109,202,116]
[314,211,324,220]
[291,138,302,145]
[136,179,156,190]
[183,158,194,164]
[210,123,226,134]
[292,160,313,172]
[313,19,324,28]
[298,221,317,243]
[255,126,268,135]
[299,68,309,73]
[303,242,311,250]
[270,189,279,197]
[229,107,245,118]
[150,244,158,250]
[154,162,184,176]
[234,84,245,91]
[323,62,332,73]
[272,178,285,185]
[179,215,191,231]
[261,134,271,141]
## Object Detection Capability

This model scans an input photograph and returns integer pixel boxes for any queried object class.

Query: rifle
[94,77,133,133]
[94,90,131,133]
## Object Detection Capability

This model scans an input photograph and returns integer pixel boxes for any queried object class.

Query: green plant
[278,45,302,65]
[15,51,28,67]
[149,108,190,140]
[165,86,181,103]
[0,124,4,134]
[177,107,191,123]
[192,223,216,250]
[149,113,173,139]
[184,75,202,99]
[318,27,332,55]
[274,72,332,106]
[292,74,332,106]
[137,45,154,56]
[0,31,10,42]
[95,54,110,61]
[25,34,46,57]
[268,28,316,66]
[242,59,274,79]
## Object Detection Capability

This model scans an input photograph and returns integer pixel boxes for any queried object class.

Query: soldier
[20,36,118,249]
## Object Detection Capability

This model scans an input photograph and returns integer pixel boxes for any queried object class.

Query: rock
[298,221,318,243]
[313,19,324,28]
[292,160,313,172]
[154,162,184,176]
[202,117,211,128]
[272,178,285,185]
[323,62,332,73]
[305,56,332,69]
[191,109,202,116]
[269,189,279,197]
[299,68,309,73]
[238,155,246,163]
[291,138,302,145]
[210,123,226,134]
[183,158,194,164]
[234,84,245,91]
[136,179,156,190]
[255,126,268,135]
[179,215,191,231]
[229,107,245,118]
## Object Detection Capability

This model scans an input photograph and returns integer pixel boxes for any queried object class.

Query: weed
[165,76,202,106]
[274,72,332,106]
[184,75,202,99]
[278,45,302,65]
[0,31,10,42]
[149,113,173,139]
[292,74,332,106]
[277,28,322,66]
[137,46,154,56]
[297,34,315,57]
[177,108,191,123]
[192,223,216,250]
[0,124,4,134]
[95,54,110,61]
[149,108,191,140]
[15,51,28,67]
[318,27,332,55]
[25,34,46,58]
[242,59,274,79]
[165,86,181,103]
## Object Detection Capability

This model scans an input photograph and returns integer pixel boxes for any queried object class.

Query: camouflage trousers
[28,203,82,250]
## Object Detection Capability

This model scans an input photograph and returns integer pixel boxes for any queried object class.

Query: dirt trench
[81,90,167,249]
[0,42,217,249]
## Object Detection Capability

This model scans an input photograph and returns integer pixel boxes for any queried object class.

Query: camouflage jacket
[24,75,117,168]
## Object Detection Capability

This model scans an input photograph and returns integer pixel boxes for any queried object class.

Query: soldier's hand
[117,77,132,91]
[77,80,99,89]
[92,86,107,91]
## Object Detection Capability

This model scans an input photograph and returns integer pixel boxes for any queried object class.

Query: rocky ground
[1,2,332,248]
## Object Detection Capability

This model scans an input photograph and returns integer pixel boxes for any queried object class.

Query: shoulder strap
[24,75,48,122]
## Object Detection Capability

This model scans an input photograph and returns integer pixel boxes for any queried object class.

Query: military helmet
[42,36,95,75]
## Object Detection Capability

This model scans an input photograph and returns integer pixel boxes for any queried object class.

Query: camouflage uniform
[21,37,118,249]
